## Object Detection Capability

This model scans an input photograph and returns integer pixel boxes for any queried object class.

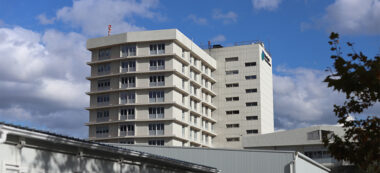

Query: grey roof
[0,122,218,173]
[242,125,345,148]
[111,143,331,173]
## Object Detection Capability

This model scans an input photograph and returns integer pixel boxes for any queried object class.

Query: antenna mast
[108,25,112,36]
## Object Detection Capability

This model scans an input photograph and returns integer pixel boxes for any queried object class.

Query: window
[182,64,185,73]
[246,116,258,120]
[245,75,257,80]
[121,61,136,72]
[226,83,239,88]
[121,76,136,88]
[245,62,256,66]
[96,110,109,122]
[149,123,164,135]
[246,102,258,107]
[97,95,110,105]
[95,126,109,137]
[120,92,135,104]
[149,76,165,86]
[149,91,164,102]
[150,44,165,55]
[121,45,136,57]
[98,48,111,60]
[226,70,239,75]
[247,129,258,134]
[120,140,134,144]
[246,88,257,93]
[226,110,239,115]
[182,110,186,120]
[226,137,239,142]
[225,57,238,62]
[226,97,239,102]
[262,51,272,67]
[182,126,185,137]
[150,59,165,70]
[120,124,135,136]
[226,124,239,128]
[120,108,135,120]
[97,63,111,74]
[182,79,185,89]
[97,79,110,90]
[148,139,164,146]
[182,49,185,58]
[149,107,164,119]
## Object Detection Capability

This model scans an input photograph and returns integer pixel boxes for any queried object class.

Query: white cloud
[0,26,89,137]
[188,14,207,25]
[211,34,226,43]
[302,0,380,35]
[273,67,345,129]
[37,14,56,25]
[252,0,282,11]
[212,9,237,24]
[55,0,160,36]
[322,0,380,35]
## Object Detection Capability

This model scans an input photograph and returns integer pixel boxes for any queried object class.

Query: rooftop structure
[242,125,347,169]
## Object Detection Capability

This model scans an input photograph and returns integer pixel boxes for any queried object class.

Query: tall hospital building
[86,29,273,148]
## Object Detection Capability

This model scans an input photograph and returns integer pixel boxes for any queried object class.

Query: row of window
[95,123,165,137]
[223,101,258,107]
[98,75,166,90]
[225,111,258,120]
[225,57,257,67]
[96,90,165,105]
[97,107,165,122]
[225,130,259,142]
[225,71,257,79]
[97,59,165,75]
[119,139,165,146]
[98,43,165,60]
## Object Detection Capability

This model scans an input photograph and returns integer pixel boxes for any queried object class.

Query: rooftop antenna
[108,25,112,36]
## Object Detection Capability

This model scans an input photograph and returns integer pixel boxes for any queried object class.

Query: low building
[112,144,331,173]
[242,125,347,169]
[0,122,218,173]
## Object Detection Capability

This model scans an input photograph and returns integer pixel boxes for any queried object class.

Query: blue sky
[0,0,379,137]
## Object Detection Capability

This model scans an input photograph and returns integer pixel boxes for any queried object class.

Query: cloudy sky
[0,0,379,137]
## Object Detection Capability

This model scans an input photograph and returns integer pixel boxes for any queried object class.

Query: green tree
[323,32,380,172]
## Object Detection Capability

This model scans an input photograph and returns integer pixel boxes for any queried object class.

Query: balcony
[120,131,135,136]
[121,83,136,89]
[120,114,135,120]
[149,130,164,136]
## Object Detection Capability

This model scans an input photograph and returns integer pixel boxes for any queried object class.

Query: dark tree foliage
[323,32,380,172]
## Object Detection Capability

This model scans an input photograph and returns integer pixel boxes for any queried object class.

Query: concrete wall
[206,44,274,149]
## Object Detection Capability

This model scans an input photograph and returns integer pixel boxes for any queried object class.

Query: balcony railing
[120,114,135,120]
[120,131,135,136]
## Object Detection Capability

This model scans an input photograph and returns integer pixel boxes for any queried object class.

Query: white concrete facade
[86,29,274,148]
[205,43,274,148]
[86,29,217,147]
